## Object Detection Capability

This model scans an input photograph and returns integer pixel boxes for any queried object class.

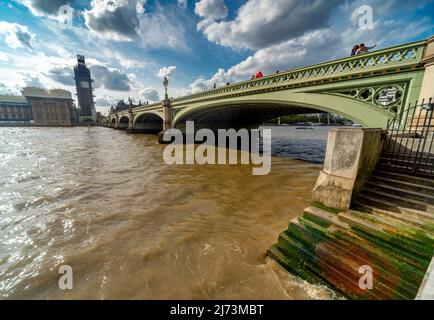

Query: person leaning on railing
[355,43,377,55]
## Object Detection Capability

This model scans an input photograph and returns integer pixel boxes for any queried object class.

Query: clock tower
[73,55,96,121]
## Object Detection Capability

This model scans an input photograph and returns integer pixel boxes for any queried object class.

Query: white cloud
[0,52,9,62]
[157,66,176,78]
[137,5,189,51]
[197,0,341,50]
[91,65,131,91]
[0,22,35,49]
[140,87,160,102]
[95,95,119,107]
[194,0,228,20]
[0,51,77,86]
[16,0,77,17]
[0,83,21,95]
[84,0,142,41]
[83,0,189,50]
[188,29,336,93]
[21,72,45,88]
[44,66,74,86]
[189,68,226,93]
[136,0,146,14]
[114,53,144,69]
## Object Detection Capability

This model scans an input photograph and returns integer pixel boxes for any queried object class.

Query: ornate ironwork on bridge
[105,37,433,132]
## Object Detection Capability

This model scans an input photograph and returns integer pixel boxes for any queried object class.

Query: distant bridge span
[105,38,433,133]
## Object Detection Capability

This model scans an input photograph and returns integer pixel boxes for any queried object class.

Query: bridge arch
[172,92,390,132]
[133,111,163,133]
[110,117,116,128]
[117,115,129,130]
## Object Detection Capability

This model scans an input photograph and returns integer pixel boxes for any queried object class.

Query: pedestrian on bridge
[356,43,377,54]
[351,45,359,56]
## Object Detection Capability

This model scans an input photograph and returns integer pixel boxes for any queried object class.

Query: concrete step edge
[362,189,434,213]
[348,209,434,241]
[338,212,433,259]
[373,170,434,187]
[303,206,349,230]
[369,175,434,194]
[356,194,434,220]
[365,181,434,202]
[353,202,434,233]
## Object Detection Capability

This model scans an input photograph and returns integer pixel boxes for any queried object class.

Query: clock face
[80,81,89,88]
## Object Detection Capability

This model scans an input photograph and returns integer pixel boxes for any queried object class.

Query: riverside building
[0,87,76,126]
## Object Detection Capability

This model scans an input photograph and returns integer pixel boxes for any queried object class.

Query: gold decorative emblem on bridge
[376,86,400,106]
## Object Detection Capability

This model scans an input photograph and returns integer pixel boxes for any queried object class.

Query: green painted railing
[172,40,426,104]
[112,39,427,118]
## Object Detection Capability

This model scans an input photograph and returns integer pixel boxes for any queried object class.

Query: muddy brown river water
[0,126,338,299]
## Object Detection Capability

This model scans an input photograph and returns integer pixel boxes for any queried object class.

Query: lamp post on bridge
[163,76,169,100]
[158,76,172,143]
[163,76,171,131]
[127,97,134,133]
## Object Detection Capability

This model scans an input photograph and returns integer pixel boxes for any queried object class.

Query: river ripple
[0,126,337,299]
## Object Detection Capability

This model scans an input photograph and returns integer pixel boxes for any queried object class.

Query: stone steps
[277,225,390,299]
[339,211,433,260]
[282,230,401,300]
[368,175,434,196]
[302,206,348,230]
[291,216,422,297]
[356,194,434,220]
[364,181,434,204]
[300,208,431,273]
[360,188,434,213]
[334,226,428,277]
[267,204,433,299]
[353,202,434,234]
[379,155,434,168]
[373,170,434,188]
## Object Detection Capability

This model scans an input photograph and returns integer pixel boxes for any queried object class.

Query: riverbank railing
[381,98,434,177]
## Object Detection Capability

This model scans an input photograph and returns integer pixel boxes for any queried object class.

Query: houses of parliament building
[0,87,77,126]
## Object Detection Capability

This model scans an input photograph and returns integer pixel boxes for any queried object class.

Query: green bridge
[105,37,433,132]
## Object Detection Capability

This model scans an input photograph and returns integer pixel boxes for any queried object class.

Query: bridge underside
[133,113,163,133]
[118,116,129,130]
[174,103,318,132]
[171,91,395,132]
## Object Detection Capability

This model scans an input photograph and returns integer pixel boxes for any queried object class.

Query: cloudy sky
[0,0,433,114]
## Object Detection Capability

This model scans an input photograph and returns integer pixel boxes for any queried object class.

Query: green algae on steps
[268,201,434,299]
[311,201,341,215]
